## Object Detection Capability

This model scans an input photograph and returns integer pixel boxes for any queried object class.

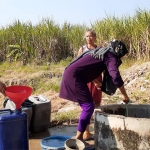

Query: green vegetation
[0,9,149,66]
[52,109,81,123]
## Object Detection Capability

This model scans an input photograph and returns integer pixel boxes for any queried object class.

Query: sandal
[84,134,94,141]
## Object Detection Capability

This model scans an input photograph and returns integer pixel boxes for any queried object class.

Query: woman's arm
[77,47,83,56]
[105,52,130,102]
[92,79,102,90]
[105,52,124,87]
[118,85,130,102]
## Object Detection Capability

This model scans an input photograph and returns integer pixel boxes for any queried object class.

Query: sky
[0,0,150,27]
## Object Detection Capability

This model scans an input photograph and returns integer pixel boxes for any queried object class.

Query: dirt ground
[1,61,150,112]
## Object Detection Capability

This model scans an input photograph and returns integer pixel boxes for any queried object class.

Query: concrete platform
[95,104,150,150]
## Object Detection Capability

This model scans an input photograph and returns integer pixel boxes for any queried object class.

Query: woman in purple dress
[59,40,130,143]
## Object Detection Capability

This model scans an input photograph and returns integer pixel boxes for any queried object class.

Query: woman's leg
[83,125,93,140]
[83,76,102,139]
[75,102,94,141]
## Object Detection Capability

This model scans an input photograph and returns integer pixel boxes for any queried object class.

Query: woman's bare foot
[83,132,93,140]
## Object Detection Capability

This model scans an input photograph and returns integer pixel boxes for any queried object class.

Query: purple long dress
[60,51,124,103]
[59,51,124,132]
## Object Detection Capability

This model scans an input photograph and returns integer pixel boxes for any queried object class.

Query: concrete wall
[94,104,150,150]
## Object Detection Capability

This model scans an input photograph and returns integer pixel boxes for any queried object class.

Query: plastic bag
[101,70,117,95]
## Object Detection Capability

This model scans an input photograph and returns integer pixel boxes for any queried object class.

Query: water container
[22,106,33,131]
[29,95,51,133]
[4,99,33,132]
[0,109,29,150]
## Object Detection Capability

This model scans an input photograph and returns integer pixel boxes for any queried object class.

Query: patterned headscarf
[111,40,128,58]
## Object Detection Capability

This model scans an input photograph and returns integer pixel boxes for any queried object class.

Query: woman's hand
[119,85,130,104]
[0,82,6,95]
[93,79,102,90]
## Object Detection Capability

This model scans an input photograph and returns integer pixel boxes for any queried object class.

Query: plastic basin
[64,139,85,150]
[40,135,71,150]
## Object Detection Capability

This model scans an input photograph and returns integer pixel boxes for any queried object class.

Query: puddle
[49,124,77,137]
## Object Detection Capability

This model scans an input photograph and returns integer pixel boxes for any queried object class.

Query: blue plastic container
[0,109,29,150]
[40,135,71,150]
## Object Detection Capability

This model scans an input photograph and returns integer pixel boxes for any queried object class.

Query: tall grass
[0,9,150,65]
